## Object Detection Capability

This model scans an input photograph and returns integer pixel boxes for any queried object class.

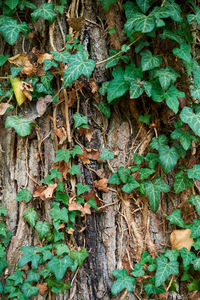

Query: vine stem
[96,36,142,66]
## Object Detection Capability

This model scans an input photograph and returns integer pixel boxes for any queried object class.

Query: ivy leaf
[55,243,70,256]
[122,175,140,194]
[133,153,144,165]
[31,3,57,24]
[35,221,51,240]
[131,264,145,277]
[7,269,24,285]
[117,167,130,183]
[191,219,200,239]
[99,148,114,160]
[125,12,155,33]
[69,165,82,176]
[129,81,144,99]
[187,164,200,180]
[150,135,168,151]
[188,195,200,215]
[55,149,71,163]
[18,246,41,269]
[144,283,165,296]
[70,145,83,157]
[174,171,193,193]
[0,206,7,217]
[164,249,179,262]
[136,0,150,13]
[5,0,19,10]
[138,113,151,125]
[76,184,90,196]
[111,268,136,295]
[171,128,195,150]
[158,145,179,174]
[16,189,32,203]
[155,255,179,287]
[180,248,196,269]
[0,257,8,276]
[70,248,89,267]
[99,0,117,11]
[173,43,192,63]
[192,257,200,271]
[0,54,10,66]
[166,209,185,228]
[63,51,95,87]
[5,116,33,137]
[140,50,162,71]
[108,173,121,185]
[164,0,182,22]
[139,168,155,180]
[23,208,38,228]
[98,101,111,118]
[51,49,71,63]
[36,245,52,262]
[22,282,39,298]
[154,67,180,90]
[44,59,58,71]
[11,66,23,78]
[107,67,129,103]
[159,29,184,44]
[73,113,88,129]
[180,107,200,137]
[144,177,170,212]
[47,255,74,281]
[0,19,30,45]
[26,270,40,282]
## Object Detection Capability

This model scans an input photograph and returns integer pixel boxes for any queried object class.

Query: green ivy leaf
[5,0,19,9]
[51,49,71,63]
[22,282,39,298]
[69,165,82,176]
[174,171,193,194]
[136,0,150,13]
[44,59,58,71]
[98,101,111,118]
[5,116,33,137]
[63,51,95,87]
[192,257,200,271]
[131,264,145,277]
[144,177,170,212]
[111,268,136,295]
[26,270,40,282]
[70,248,89,267]
[0,19,30,45]
[138,114,151,125]
[0,257,8,276]
[188,195,200,215]
[133,153,144,165]
[191,219,200,239]
[23,208,38,228]
[187,164,200,180]
[73,113,88,129]
[11,66,23,78]
[31,3,57,24]
[70,145,83,157]
[107,67,129,102]
[158,145,179,174]
[0,206,7,217]
[18,246,41,269]
[99,0,117,11]
[180,248,196,269]
[171,128,195,150]
[140,50,162,71]
[76,184,90,196]
[8,269,24,285]
[122,175,140,194]
[164,0,182,22]
[99,148,114,160]
[0,54,10,66]
[117,167,130,183]
[159,29,184,44]
[145,153,159,169]
[47,255,74,280]
[155,255,179,287]
[36,245,52,262]
[144,283,165,296]
[188,279,200,291]
[180,107,200,137]
[35,221,51,240]
[16,189,32,203]
[108,173,121,185]
[125,12,155,33]
[139,168,155,180]
[55,243,70,256]
[154,67,180,90]
[55,149,71,163]
[173,43,192,63]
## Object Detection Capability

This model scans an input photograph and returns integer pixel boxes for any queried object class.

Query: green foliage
[35,221,51,240]
[166,209,185,228]
[111,268,136,295]
[174,170,193,193]
[16,189,32,203]
[31,3,57,24]
[46,255,74,281]
[0,54,9,66]
[0,18,30,45]
[140,50,162,71]
[155,255,179,287]
[70,248,89,266]
[5,116,33,137]
[180,107,200,137]
[73,113,88,128]
[55,149,71,163]
[18,246,41,269]
[99,0,117,11]
[99,148,114,160]
[187,165,200,180]
[188,195,200,215]
[23,208,38,228]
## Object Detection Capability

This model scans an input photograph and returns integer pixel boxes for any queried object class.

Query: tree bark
[0,1,191,299]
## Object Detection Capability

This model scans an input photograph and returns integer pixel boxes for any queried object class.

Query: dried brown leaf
[77,154,90,165]
[85,148,100,160]
[68,202,83,212]
[79,128,94,142]
[83,190,102,207]
[67,17,85,32]
[0,103,12,116]
[8,53,36,76]
[37,53,53,64]
[81,203,91,216]
[170,229,194,251]
[20,80,33,101]
[36,283,48,296]
[94,178,109,193]
[54,127,67,144]
[36,95,53,117]
[89,79,98,94]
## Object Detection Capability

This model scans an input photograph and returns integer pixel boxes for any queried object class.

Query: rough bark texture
[0,1,192,299]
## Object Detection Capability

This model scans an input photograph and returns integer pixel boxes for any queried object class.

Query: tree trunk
[0,1,193,299]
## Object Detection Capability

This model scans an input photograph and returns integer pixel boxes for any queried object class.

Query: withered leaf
[36,283,48,296]
[170,229,194,251]
[85,148,100,160]
[0,103,12,116]
[8,53,36,76]
[94,178,109,193]
[68,202,83,212]
[54,127,67,144]
[83,190,102,207]
[67,17,85,32]
[33,184,57,200]
[89,79,98,94]
[36,95,53,117]
[77,154,90,165]
[37,53,53,64]
[20,80,33,101]
[79,128,94,142]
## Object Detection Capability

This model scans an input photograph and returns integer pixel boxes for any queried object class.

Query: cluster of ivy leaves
[0,0,200,298]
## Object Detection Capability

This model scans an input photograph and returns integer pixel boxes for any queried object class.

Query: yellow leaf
[10,76,26,106]
[170,229,194,251]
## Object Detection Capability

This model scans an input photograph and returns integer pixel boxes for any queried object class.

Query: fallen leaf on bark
[94,178,109,192]
[37,53,53,64]
[54,127,67,144]
[68,202,83,212]
[79,128,94,142]
[33,184,57,200]
[170,229,193,251]
[67,17,86,31]
[33,185,46,198]
[20,80,33,101]
[36,95,53,117]
[0,103,12,116]
[36,283,48,296]
[89,79,98,94]
[81,203,91,216]
[95,168,106,179]
[68,228,75,234]
[85,148,100,160]
[8,53,36,76]
[77,154,90,164]
[83,190,102,207]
